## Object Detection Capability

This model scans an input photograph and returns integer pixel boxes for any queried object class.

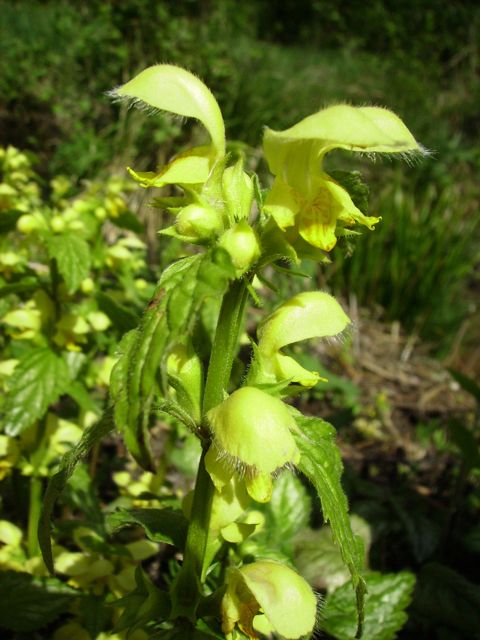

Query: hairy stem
[171,278,248,620]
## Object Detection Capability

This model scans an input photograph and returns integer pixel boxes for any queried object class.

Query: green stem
[28,475,43,558]
[170,278,248,620]
[203,278,249,413]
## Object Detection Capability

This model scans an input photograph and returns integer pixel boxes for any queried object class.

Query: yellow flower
[222,560,317,639]
[264,104,423,251]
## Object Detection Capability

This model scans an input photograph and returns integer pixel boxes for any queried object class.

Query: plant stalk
[170,278,248,620]
[27,475,43,558]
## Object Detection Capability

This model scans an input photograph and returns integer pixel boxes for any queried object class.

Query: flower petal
[264,104,422,177]
[127,147,211,188]
[258,291,350,355]
[112,64,226,157]
[263,178,299,229]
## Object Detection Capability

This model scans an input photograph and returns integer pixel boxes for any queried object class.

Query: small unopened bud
[175,204,223,239]
[218,220,260,276]
[222,158,254,221]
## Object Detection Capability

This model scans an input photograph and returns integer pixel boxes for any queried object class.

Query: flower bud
[218,220,260,276]
[80,277,95,294]
[207,387,299,477]
[222,560,317,639]
[250,291,350,389]
[50,215,66,233]
[222,158,254,221]
[16,214,43,234]
[167,342,203,421]
[175,203,223,239]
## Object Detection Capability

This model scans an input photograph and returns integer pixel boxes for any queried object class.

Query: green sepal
[127,147,212,188]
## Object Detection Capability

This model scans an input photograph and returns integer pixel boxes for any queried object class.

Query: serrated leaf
[322,571,415,640]
[47,233,91,293]
[79,594,111,640]
[2,348,70,436]
[293,415,366,637]
[111,249,235,470]
[0,570,77,632]
[38,412,114,573]
[254,472,312,559]
[106,507,188,549]
[294,515,371,592]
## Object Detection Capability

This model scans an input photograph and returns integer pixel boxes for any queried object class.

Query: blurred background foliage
[1,2,480,638]
[1,0,478,352]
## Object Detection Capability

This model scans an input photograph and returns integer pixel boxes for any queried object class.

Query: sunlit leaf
[2,348,70,436]
[293,414,366,637]
[47,233,91,294]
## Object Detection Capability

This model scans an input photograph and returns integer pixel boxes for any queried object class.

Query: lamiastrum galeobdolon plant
[39,65,423,639]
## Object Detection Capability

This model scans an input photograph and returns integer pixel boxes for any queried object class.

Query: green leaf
[294,515,371,592]
[111,250,234,471]
[2,348,70,436]
[113,64,226,157]
[448,368,480,405]
[0,570,77,632]
[113,210,144,233]
[448,419,480,469]
[166,248,235,334]
[106,507,188,549]
[38,412,114,573]
[322,571,415,640]
[113,566,170,633]
[0,209,22,234]
[66,380,99,413]
[0,277,38,299]
[96,291,139,333]
[47,233,91,293]
[293,415,366,637]
[414,562,480,635]
[255,472,312,559]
